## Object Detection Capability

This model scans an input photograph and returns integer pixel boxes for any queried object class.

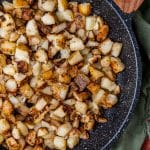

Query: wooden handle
[114,0,144,13]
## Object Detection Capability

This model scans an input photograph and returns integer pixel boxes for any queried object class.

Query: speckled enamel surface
[0,0,142,150]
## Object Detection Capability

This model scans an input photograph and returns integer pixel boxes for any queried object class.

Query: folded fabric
[112,1,150,150]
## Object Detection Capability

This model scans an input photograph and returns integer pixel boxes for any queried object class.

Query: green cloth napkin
[112,1,150,150]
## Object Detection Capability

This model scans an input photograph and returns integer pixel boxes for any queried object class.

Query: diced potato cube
[67,136,79,149]
[0,119,10,134]
[35,49,48,63]
[75,101,88,114]
[47,34,65,49]
[101,56,110,67]
[58,0,68,11]
[51,83,69,100]
[57,123,72,137]
[70,37,85,51]
[58,74,71,84]
[92,89,106,105]
[97,25,109,41]
[38,0,57,12]
[102,67,115,81]
[80,64,90,75]
[32,62,41,76]
[60,49,70,59]
[37,128,48,137]
[54,136,66,150]
[86,16,96,31]
[89,66,104,81]
[20,83,34,98]
[56,11,65,22]
[68,51,83,65]
[99,38,113,55]
[0,41,16,55]
[106,94,118,108]
[17,35,28,45]
[26,19,39,37]
[101,77,116,92]
[6,137,20,150]
[9,32,19,42]
[26,130,36,146]
[53,106,66,118]
[5,79,17,92]
[12,127,21,140]
[87,83,100,94]
[17,121,28,136]
[110,57,125,73]
[41,86,52,95]
[62,9,74,22]
[2,1,14,12]
[35,98,47,111]
[42,70,53,80]
[73,91,89,102]
[79,3,92,16]
[15,44,29,63]
[41,13,55,25]
[13,0,29,8]
[111,42,122,57]
[3,64,16,76]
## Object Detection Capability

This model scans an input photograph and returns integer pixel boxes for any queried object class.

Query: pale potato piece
[38,0,57,12]
[67,136,79,149]
[111,42,122,57]
[62,9,74,21]
[101,56,111,67]
[92,89,106,105]
[86,16,96,31]
[26,19,39,36]
[75,101,88,115]
[58,0,68,11]
[53,106,66,118]
[101,77,117,92]
[35,49,48,63]
[41,13,55,25]
[99,38,113,55]
[35,98,47,111]
[12,127,21,140]
[3,64,16,76]
[17,121,28,136]
[68,51,83,65]
[51,83,69,100]
[0,41,16,55]
[0,119,10,134]
[5,79,17,92]
[70,37,85,51]
[15,45,29,63]
[57,123,72,137]
[54,136,67,150]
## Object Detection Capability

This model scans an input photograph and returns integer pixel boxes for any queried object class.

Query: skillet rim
[101,0,142,149]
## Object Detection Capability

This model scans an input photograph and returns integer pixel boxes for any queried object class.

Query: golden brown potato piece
[97,25,109,42]
[79,3,92,16]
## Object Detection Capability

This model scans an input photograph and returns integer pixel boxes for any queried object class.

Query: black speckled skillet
[0,0,142,150]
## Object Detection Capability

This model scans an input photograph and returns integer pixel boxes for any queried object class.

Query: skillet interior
[0,0,141,149]
[71,0,141,149]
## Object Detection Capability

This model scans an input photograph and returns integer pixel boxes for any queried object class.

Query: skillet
[0,0,142,149]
